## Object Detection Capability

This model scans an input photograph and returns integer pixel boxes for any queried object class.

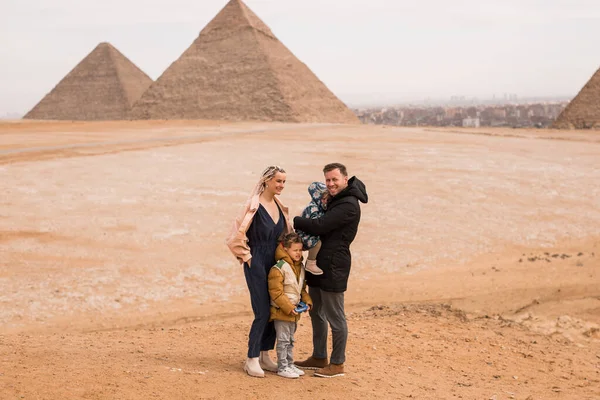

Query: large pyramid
[130,0,358,123]
[553,67,600,129]
[24,42,153,121]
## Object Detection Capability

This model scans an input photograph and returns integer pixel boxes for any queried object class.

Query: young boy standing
[268,233,313,378]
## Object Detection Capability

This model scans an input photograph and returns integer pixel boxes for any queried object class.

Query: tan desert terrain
[1,121,599,399]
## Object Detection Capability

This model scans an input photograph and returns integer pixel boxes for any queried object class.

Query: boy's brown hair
[280,232,302,248]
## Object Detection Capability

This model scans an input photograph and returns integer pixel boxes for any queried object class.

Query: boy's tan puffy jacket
[268,244,312,322]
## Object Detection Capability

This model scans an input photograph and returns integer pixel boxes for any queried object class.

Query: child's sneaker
[277,366,300,379]
[290,364,305,376]
[305,259,324,275]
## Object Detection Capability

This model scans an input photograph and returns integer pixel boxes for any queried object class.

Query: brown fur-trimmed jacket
[268,244,312,322]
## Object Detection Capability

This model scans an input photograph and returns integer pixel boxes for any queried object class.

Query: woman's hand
[290,309,298,316]
[247,259,252,268]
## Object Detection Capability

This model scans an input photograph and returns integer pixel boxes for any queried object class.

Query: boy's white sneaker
[305,259,324,275]
[277,366,300,379]
[290,364,305,376]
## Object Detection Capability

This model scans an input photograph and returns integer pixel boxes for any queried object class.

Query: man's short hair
[323,163,348,177]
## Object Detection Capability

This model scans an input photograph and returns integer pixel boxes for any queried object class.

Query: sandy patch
[1,121,599,398]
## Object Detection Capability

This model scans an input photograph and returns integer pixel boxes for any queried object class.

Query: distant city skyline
[356,101,567,128]
[349,94,573,109]
[2,0,599,116]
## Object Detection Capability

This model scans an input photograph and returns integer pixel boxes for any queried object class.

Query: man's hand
[290,309,298,316]
[247,259,252,267]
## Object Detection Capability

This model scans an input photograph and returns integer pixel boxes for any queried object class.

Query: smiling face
[285,242,303,262]
[265,171,286,196]
[324,168,348,197]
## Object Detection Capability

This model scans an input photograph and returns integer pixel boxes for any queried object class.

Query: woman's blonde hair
[258,165,286,193]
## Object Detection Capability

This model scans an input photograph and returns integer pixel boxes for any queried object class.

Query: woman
[226,165,292,377]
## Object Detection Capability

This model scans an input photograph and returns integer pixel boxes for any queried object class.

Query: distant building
[529,104,545,117]
[465,107,478,118]
[463,117,480,128]
[492,108,507,118]
[445,108,461,118]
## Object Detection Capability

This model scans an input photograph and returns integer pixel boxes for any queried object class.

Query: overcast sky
[2,0,600,115]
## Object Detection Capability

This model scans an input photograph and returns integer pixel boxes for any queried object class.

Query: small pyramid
[130,0,358,123]
[553,67,600,129]
[24,43,153,121]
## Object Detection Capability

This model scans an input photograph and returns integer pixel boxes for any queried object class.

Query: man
[293,163,368,378]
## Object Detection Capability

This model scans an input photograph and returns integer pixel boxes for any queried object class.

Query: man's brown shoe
[294,356,328,370]
[314,363,345,378]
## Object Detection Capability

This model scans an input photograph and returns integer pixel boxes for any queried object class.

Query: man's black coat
[293,176,368,292]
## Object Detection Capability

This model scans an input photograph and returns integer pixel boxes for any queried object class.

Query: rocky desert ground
[1,120,599,399]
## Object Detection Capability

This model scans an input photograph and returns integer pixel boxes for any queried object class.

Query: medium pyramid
[24,43,153,121]
[553,66,600,129]
[130,0,358,123]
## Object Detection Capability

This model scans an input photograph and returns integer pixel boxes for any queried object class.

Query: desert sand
[1,121,599,399]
